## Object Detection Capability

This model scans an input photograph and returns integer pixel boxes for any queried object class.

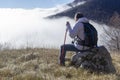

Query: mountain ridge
[49,0,120,24]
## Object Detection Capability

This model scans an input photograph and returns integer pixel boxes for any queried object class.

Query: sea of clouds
[0,6,109,49]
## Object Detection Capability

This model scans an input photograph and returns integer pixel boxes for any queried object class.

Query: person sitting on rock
[58,12,98,66]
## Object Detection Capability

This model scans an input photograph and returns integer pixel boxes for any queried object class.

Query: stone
[71,46,116,73]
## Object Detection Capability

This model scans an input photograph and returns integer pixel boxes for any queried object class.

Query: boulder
[71,46,116,73]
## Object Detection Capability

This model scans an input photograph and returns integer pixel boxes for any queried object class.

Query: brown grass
[0,48,119,80]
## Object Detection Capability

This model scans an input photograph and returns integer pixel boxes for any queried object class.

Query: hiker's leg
[59,44,80,65]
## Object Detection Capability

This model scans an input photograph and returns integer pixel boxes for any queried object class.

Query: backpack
[77,22,98,48]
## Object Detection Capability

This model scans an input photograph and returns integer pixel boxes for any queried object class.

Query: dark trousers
[59,44,81,65]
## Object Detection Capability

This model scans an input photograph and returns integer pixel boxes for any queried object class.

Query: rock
[71,46,116,73]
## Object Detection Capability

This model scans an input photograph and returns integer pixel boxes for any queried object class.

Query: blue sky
[0,0,73,9]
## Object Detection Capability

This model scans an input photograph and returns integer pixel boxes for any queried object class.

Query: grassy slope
[0,48,120,80]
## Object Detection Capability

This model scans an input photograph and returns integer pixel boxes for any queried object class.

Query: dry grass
[0,48,120,80]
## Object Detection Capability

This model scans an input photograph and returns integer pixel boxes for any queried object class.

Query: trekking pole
[61,30,67,55]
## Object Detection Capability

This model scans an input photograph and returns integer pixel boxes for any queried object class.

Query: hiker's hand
[66,21,70,31]
[66,21,70,27]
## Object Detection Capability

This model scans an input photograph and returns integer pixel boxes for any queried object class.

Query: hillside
[0,48,120,80]
[49,0,120,24]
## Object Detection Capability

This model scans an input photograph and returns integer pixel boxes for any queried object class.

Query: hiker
[59,12,98,66]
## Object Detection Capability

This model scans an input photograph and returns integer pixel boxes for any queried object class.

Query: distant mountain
[49,0,120,24]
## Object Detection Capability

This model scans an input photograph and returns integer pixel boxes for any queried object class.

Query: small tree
[102,12,120,52]
[109,12,120,28]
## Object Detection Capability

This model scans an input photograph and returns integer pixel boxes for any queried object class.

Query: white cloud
[0,8,74,48]
[0,7,107,49]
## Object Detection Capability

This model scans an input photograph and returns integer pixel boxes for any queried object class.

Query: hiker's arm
[67,22,79,38]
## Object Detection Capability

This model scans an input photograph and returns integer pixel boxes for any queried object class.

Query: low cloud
[0,8,107,49]
[0,8,74,48]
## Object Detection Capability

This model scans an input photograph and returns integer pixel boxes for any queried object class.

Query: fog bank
[0,8,107,49]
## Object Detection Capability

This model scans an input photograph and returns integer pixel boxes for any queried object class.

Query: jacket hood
[77,17,89,23]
